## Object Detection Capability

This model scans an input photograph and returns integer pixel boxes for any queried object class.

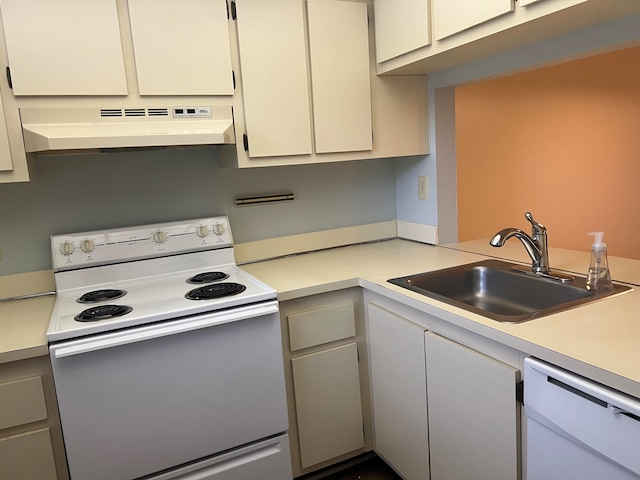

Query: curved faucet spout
[490,228,545,270]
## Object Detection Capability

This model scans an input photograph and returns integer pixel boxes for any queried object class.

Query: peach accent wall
[455,46,640,260]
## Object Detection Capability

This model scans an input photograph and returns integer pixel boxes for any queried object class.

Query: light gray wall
[0,147,397,275]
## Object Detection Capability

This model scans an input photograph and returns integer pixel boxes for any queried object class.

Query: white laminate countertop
[241,239,640,398]
[2,238,639,399]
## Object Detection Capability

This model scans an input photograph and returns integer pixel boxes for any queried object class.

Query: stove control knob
[152,230,168,244]
[80,239,95,253]
[196,225,210,238]
[59,241,75,256]
[213,223,226,236]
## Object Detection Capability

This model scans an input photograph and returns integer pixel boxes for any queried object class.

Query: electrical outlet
[418,176,428,200]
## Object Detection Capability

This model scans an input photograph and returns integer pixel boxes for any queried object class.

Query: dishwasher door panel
[49,303,289,480]
[525,358,640,480]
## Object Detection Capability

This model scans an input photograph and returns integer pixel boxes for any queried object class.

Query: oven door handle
[51,301,279,359]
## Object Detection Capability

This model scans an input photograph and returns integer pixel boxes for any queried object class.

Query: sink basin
[388,259,631,323]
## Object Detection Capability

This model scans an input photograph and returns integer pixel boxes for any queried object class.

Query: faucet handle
[525,212,546,236]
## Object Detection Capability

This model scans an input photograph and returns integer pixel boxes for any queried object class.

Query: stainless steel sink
[388,259,631,323]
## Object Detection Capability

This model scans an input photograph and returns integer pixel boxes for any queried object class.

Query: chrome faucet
[490,212,574,282]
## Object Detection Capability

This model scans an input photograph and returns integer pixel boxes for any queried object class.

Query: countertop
[2,239,639,399]
[241,239,640,398]
[0,294,55,363]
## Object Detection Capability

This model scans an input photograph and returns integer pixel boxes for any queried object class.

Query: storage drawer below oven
[150,434,292,480]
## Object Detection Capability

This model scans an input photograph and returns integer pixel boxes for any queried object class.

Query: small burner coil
[186,272,230,284]
[77,289,127,304]
[75,305,133,322]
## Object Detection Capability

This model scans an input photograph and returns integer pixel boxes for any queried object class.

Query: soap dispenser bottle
[586,232,613,291]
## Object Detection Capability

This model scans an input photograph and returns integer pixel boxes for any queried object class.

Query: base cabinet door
[292,343,364,469]
[281,289,371,477]
[367,303,429,480]
[425,331,520,480]
[0,428,57,480]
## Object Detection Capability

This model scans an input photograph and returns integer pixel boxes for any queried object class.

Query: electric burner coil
[75,305,133,322]
[185,283,247,300]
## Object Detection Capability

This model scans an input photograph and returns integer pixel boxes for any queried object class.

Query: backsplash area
[455,45,640,260]
[0,148,397,275]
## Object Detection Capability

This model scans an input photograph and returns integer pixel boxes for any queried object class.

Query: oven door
[49,301,290,480]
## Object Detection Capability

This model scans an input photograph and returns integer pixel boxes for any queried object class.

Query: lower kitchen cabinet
[367,302,429,480]
[280,288,372,477]
[0,355,69,480]
[292,343,364,468]
[365,291,523,480]
[425,331,520,480]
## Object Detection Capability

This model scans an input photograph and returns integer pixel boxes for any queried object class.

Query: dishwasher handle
[51,301,279,359]
[525,357,640,420]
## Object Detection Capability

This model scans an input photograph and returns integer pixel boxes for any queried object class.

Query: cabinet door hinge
[243,133,249,152]
[5,66,12,89]
[230,0,237,20]
[516,380,524,405]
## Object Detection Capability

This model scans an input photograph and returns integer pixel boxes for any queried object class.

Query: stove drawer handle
[52,302,279,359]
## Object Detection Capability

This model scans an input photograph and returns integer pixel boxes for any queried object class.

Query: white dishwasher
[524,357,640,480]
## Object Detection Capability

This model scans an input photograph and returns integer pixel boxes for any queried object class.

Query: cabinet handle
[243,133,249,152]
[6,66,12,89]
[230,0,237,20]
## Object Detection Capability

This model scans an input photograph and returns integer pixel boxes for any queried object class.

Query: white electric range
[47,217,292,480]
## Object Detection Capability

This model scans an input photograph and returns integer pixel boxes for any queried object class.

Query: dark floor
[307,455,401,480]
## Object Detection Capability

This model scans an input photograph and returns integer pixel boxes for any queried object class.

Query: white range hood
[20,106,235,153]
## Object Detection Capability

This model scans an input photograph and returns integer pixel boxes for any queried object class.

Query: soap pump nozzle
[586,232,612,291]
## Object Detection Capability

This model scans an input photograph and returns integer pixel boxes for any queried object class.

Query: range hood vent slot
[148,108,169,117]
[124,108,146,117]
[100,109,123,117]
[21,106,236,153]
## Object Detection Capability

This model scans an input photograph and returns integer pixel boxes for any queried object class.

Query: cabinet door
[0,428,58,480]
[0,0,127,95]
[432,0,514,40]
[307,0,372,154]
[425,332,519,480]
[128,0,233,95]
[374,0,431,63]
[291,343,364,468]
[0,92,12,173]
[234,0,312,158]
[367,303,429,480]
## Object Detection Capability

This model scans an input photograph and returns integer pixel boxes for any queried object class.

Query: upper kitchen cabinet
[307,0,372,154]
[221,0,428,168]
[230,0,370,159]
[127,0,233,95]
[231,0,313,158]
[0,16,28,182]
[373,0,431,63]
[0,0,127,95]
[431,0,514,41]
[375,0,640,74]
